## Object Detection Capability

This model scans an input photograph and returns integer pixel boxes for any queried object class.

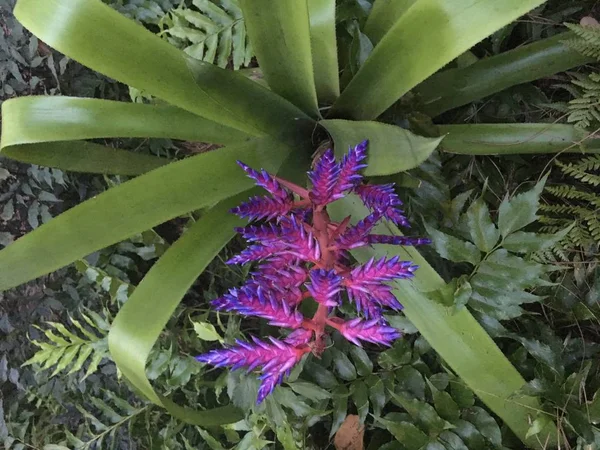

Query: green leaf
[330,0,548,120]
[193,321,223,342]
[321,119,443,176]
[0,97,251,173]
[416,33,592,117]
[108,195,248,426]
[438,431,468,450]
[363,0,418,44]
[424,224,481,265]
[328,196,556,448]
[466,198,499,252]
[365,374,386,417]
[427,380,460,422]
[240,0,319,117]
[502,226,573,254]
[349,346,373,376]
[288,381,331,401]
[377,417,428,450]
[0,136,294,292]
[498,175,547,238]
[462,407,501,447]
[438,124,600,155]
[307,0,340,103]
[452,420,486,449]
[14,0,310,137]
[331,348,357,381]
[526,416,554,440]
[352,380,370,424]
[305,361,338,389]
[330,385,348,437]
[389,390,448,435]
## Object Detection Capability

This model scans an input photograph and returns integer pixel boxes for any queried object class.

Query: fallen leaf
[334,414,364,450]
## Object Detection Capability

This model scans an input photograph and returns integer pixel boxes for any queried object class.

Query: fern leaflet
[159,0,253,69]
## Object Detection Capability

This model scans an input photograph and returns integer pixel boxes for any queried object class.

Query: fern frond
[564,23,600,59]
[564,72,600,130]
[23,311,110,379]
[159,0,253,69]
[555,160,600,186]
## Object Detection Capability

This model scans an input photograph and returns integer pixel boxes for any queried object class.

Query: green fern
[159,0,253,69]
[538,156,600,261]
[564,23,600,60]
[565,72,600,130]
[23,310,110,379]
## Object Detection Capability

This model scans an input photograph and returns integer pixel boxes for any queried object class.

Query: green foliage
[539,155,600,259]
[566,72,600,130]
[426,179,565,320]
[23,310,110,379]
[564,22,600,60]
[159,0,253,69]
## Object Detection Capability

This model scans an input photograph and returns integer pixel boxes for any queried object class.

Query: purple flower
[308,149,341,206]
[196,337,309,403]
[212,285,303,328]
[337,318,401,347]
[335,211,383,250]
[332,141,368,197]
[197,141,426,404]
[356,184,409,227]
[231,195,293,221]
[306,269,342,306]
[237,161,289,200]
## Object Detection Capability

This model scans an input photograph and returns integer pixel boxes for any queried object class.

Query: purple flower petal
[196,337,308,403]
[332,141,368,197]
[306,269,342,306]
[335,210,383,250]
[212,284,304,328]
[231,195,293,221]
[237,161,289,200]
[355,184,409,227]
[338,318,401,346]
[308,149,341,206]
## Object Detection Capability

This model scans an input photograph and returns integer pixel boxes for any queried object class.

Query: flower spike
[197,142,426,404]
[308,148,341,206]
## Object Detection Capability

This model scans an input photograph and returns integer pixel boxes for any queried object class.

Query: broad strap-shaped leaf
[415,32,592,117]
[329,0,547,120]
[321,119,443,176]
[0,137,295,292]
[363,0,419,44]
[439,124,600,155]
[1,97,250,174]
[308,0,340,104]
[14,0,310,137]
[108,195,247,425]
[328,196,557,449]
[240,0,320,117]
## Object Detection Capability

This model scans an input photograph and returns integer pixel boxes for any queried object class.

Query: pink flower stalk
[196,141,429,403]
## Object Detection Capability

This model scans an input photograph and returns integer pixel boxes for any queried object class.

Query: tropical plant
[2,0,600,447]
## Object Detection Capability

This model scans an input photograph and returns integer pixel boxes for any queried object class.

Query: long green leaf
[1,97,250,173]
[239,0,319,117]
[321,119,443,176]
[0,137,294,292]
[308,0,340,104]
[330,0,547,120]
[108,195,247,425]
[439,124,600,155]
[416,33,592,117]
[363,0,419,44]
[328,196,557,448]
[14,0,310,136]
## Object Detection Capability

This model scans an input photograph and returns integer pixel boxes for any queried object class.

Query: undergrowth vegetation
[1,0,600,449]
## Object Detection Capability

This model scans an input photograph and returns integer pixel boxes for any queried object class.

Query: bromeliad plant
[197,142,428,403]
[2,0,600,446]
